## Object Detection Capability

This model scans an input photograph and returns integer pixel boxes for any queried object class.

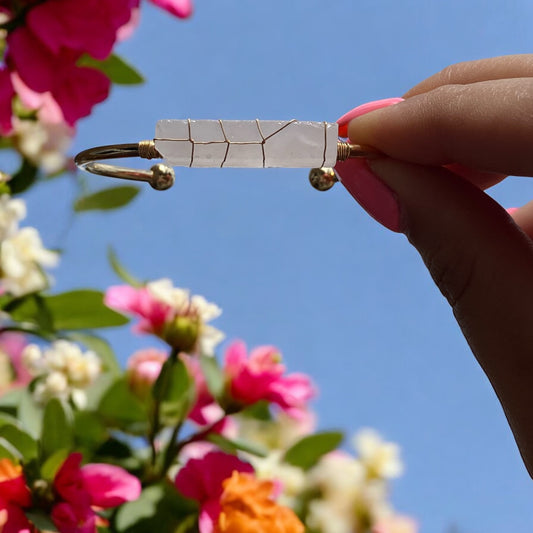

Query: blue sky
[21,0,533,531]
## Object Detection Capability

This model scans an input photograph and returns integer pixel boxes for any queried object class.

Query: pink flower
[0,333,31,393]
[8,28,110,126]
[52,453,141,533]
[174,451,253,533]
[148,0,193,18]
[126,348,167,399]
[104,280,223,354]
[373,516,418,533]
[25,0,134,60]
[105,285,172,337]
[223,341,315,418]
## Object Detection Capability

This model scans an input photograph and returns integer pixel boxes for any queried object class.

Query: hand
[335,54,533,477]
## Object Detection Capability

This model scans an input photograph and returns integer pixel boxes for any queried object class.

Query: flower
[0,67,14,134]
[105,279,224,354]
[0,226,59,296]
[52,453,141,533]
[22,341,101,406]
[0,332,31,393]
[126,348,167,399]
[223,341,315,418]
[0,194,26,241]
[174,451,253,533]
[217,471,304,533]
[0,458,32,533]
[353,429,404,480]
[148,0,193,18]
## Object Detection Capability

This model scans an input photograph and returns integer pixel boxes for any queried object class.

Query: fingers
[508,200,533,238]
[347,78,533,177]
[405,54,533,97]
[336,157,533,477]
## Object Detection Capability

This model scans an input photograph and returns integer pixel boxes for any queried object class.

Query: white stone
[155,119,338,168]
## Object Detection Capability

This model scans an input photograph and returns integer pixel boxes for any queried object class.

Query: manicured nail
[335,158,402,233]
[337,97,403,138]
[507,207,518,215]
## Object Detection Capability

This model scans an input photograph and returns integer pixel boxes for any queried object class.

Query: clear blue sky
[22,1,533,531]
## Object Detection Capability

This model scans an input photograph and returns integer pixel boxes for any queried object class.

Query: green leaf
[283,431,344,470]
[74,186,140,212]
[78,54,144,85]
[41,398,73,460]
[206,433,268,458]
[18,390,42,438]
[152,358,194,423]
[115,484,197,533]
[40,449,69,480]
[98,378,147,430]
[108,247,143,287]
[0,424,38,460]
[8,290,129,331]
[25,510,58,532]
[0,388,23,409]
[199,354,224,400]
[239,400,272,421]
[68,332,121,375]
[9,158,38,194]
[0,436,22,461]
[73,411,107,449]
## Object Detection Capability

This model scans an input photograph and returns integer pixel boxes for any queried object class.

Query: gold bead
[309,167,338,191]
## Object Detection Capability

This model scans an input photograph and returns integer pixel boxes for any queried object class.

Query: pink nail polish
[507,207,518,215]
[336,158,402,233]
[337,97,403,138]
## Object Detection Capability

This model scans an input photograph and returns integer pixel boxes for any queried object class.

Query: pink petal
[149,0,193,18]
[0,499,33,533]
[51,502,96,533]
[198,499,219,533]
[81,463,141,508]
[51,65,110,126]
[104,285,141,313]
[174,451,253,503]
[0,68,13,134]
[54,454,90,509]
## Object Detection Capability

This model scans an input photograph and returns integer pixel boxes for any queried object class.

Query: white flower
[22,341,101,405]
[0,227,58,295]
[354,428,404,479]
[0,195,26,240]
[247,450,306,508]
[13,118,74,174]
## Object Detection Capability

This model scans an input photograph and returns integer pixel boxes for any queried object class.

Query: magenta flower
[0,458,32,533]
[52,453,141,533]
[148,0,193,18]
[24,0,134,60]
[174,451,253,533]
[223,341,316,418]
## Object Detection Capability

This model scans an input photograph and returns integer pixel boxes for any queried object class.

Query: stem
[148,347,178,466]
[159,416,226,478]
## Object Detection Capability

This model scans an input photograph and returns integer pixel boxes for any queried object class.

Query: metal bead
[150,163,175,191]
[309,167,338,191]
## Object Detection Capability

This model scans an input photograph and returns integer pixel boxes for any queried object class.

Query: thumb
[336,157,533,477]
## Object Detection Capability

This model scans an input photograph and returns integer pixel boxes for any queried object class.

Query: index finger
[347,77,533,177]
[405,54,533,97]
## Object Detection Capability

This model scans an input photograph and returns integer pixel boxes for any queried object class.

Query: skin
[342,54,533,477]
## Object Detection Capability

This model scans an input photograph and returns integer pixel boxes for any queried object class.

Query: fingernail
[337,97,403,138]
[507,207,518,215]
[336,158,402,233]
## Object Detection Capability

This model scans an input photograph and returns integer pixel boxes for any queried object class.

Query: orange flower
[0,458,31,507]
[216,472,304,533]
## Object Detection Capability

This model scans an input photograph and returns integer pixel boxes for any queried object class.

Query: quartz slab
[154,119,338,168]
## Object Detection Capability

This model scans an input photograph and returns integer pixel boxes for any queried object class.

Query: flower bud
[127,348,167,399]
[161,315,200,353]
